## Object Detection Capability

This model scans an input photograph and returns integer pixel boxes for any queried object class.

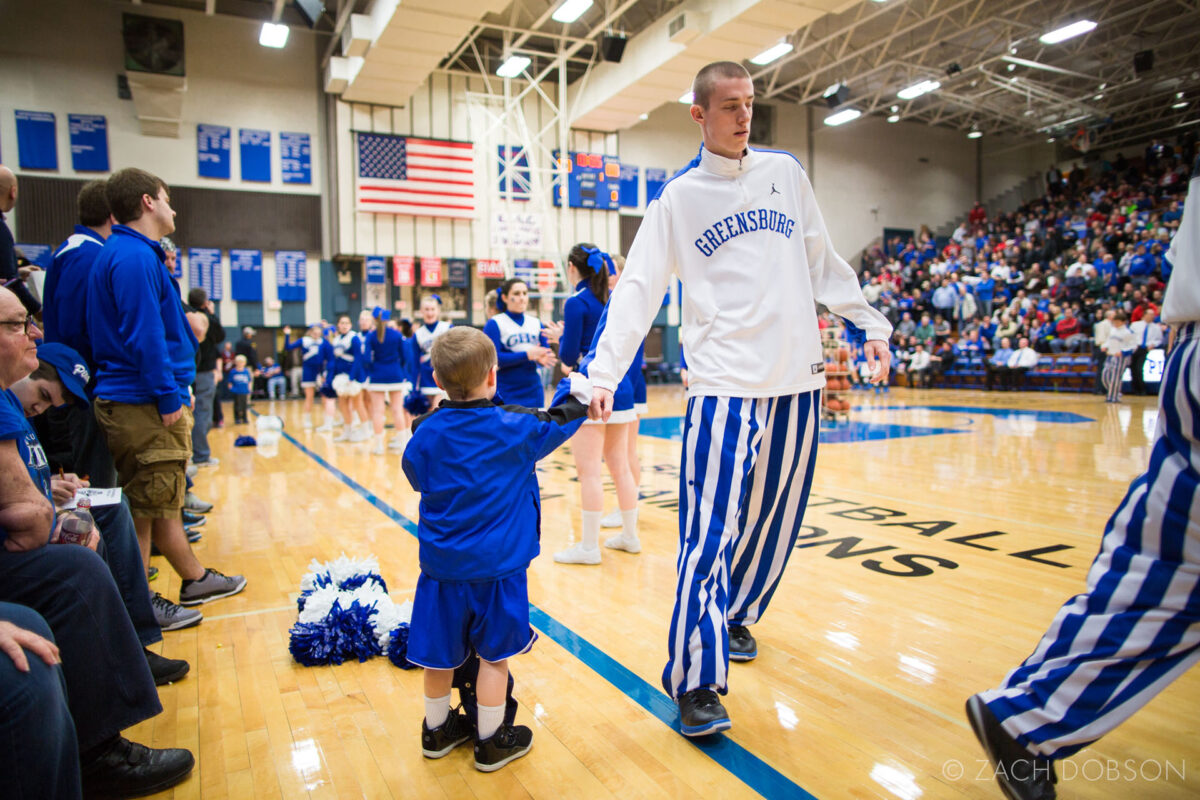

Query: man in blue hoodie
[86,168,245,608]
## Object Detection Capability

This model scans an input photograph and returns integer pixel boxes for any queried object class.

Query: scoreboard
[552,150,621,210]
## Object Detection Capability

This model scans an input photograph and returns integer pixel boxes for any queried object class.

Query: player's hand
[561,363,573,376]
[161,407,185,427]
[589,387,613,422]
[283,326,292,336]
[864,340,891,385]
[0,620,60,673]
[541,320,564,345]
[680,368,689,389]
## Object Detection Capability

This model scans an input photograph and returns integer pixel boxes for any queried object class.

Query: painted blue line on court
[275,424,818,800]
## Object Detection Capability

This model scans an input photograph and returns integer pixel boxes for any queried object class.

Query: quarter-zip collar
[698,144,753,178]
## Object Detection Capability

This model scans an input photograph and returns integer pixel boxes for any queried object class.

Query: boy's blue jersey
[402,395,588,582]
[229,368,252,394]
[364,328,411,384]
[85,225,198,414]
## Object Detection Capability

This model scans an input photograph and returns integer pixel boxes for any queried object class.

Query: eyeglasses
[0,316,39,336]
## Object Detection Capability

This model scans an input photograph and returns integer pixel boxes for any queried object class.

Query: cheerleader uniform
[630,341,648,415]
[328,330,363,393]
[484,311,549,408]
[559,281,636,425]
[365,328,413,393]
[285,333,334,392]
[414,320,453,397]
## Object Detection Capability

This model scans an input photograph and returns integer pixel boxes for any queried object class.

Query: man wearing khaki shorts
[86,168,245,608]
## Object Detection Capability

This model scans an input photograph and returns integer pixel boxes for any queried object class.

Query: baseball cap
[35,342,90,407]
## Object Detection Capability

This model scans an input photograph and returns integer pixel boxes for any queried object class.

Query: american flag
[356,132,476,219]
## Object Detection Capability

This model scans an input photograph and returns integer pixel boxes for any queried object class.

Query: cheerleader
[482,279,558,408]
[364,307,414,454]
[413,294,452,413]
[554,244,640,565]
[283,322,333,429]
[328,314,370,442]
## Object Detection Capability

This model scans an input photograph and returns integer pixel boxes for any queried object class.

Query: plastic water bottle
[59,496,94,546]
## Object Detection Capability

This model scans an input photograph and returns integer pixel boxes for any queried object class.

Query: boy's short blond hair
[431,327,496,400]
[234,354,248,366]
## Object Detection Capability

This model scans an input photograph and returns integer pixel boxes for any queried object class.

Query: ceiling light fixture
[496,55,531,78]
[551,0,593,23]
[259,22,289,48]
[1039,20,1096,45]
[1007,63,1016,72]
[967,130,983,139]
[824,108,862,126]
[750,41,793,65]
[1174,101,1189,109]
[897,79,940,100]
[887,114,900,123]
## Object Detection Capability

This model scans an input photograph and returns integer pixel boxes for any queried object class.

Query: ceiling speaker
[600,33,627,63]
[823,84,850,109]
[1133,49,1154,76]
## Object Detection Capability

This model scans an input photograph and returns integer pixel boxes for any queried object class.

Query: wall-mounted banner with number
[447,258,469,288]
[365,255,386,285]
[197,124,231,179]
[69,114,109,172]
[645,168,668,203]
[392,255,414,287]
[280,132,311,184]
[229,249,263,302]
[239,129,270,183]
[420,257,443,287]
[619,164,639,208]
[275,251,307,302]
[15,110,57,170]
[188,248,223,301]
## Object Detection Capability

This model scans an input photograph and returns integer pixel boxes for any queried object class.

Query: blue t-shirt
[0,390,53,546]
[229,368,253,395]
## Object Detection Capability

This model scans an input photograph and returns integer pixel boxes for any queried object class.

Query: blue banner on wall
[447,258,469,289]
[280,132,311,184]
[197,124,231,179]
[188,248,223,301]
[619,164,639,208]
[16,243,53,268]
[230,249,263,302]
[365,255,386,285]
[276,251,307,302]
[239,129,271,183]
[645,168,668,204]
[68,114,109,172]
[15,110,57,170]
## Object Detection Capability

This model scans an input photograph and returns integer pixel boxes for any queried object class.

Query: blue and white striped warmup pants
[663,391,820,699]
[1102,351,1131,402]
[980,323,1200,759]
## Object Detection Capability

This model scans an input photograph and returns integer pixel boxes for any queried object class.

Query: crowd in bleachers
[850,135,1195,397]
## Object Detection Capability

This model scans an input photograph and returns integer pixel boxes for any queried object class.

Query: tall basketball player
[585,61,892,736]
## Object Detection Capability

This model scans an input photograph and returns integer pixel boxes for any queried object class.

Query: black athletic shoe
[181,511,206,527]
[186,529,202,543]
[473,723,533,772]
[422,707,472,759]
[677,688,732,737]
[966,695,1057,800]
[728,624,757,662]
[144,648,190,686]
[80,736,195,799]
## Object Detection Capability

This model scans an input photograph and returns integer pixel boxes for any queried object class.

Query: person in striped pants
[1100,311,1137,403]
[585,60,892,736]
[967,154,1200,800]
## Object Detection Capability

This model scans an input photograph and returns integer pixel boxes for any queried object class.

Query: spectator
[1050,307,1088,353]
[85,168,246,608]
[1128,313,1165,396]
[262,356,287,400]
[985,337,1014,391]
[234,326,259,370]
[0,165,42,316]
[908,344,932,388]
[186,287,223,468]
[1006,337,1039,390]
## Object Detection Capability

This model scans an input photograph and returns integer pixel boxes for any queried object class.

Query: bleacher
[936,353,1096,392]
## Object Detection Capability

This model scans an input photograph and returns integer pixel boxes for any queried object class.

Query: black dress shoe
[677,688,731,737]
[144,648,189,686]
[966,695,1057,800]
[80,736,194,799]
[728,624,757,662]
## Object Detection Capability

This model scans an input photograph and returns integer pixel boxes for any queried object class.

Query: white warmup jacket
[589,145,892,398]
[1163,157,1199,325]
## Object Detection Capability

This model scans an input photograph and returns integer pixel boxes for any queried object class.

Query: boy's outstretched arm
[508,373,593,461]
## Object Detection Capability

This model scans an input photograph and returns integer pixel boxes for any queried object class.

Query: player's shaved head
[692,61,751,110]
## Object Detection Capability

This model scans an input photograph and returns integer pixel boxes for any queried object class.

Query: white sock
[581,510,601,551]
[477,702,505,740]
[621,508,638,540]
[424,693,450,729]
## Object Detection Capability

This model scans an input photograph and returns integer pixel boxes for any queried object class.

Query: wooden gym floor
[134,384,1200,799]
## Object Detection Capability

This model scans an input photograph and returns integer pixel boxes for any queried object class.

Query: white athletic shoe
[302,413,313,429]
[600,511,623,528]
[333,418,345,428]
[349,424,372,443]
[315,421,334,433]
[388,435,407,450]
[371,438,385,455]
[603,533,641,554]
[553,543,601,565]
[332,429,350,442]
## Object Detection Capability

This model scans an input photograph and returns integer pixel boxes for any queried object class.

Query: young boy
[401,327,590,772]
[228,355,252,423]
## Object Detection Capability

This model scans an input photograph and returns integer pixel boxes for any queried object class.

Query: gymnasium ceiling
[131,0,1200,150]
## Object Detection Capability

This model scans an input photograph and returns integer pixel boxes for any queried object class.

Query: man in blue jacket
[86,168,245,609]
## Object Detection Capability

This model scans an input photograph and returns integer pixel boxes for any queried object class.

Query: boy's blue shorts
[406,572,536,669]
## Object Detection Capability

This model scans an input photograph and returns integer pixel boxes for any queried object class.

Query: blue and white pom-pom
[289,555,413,668]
